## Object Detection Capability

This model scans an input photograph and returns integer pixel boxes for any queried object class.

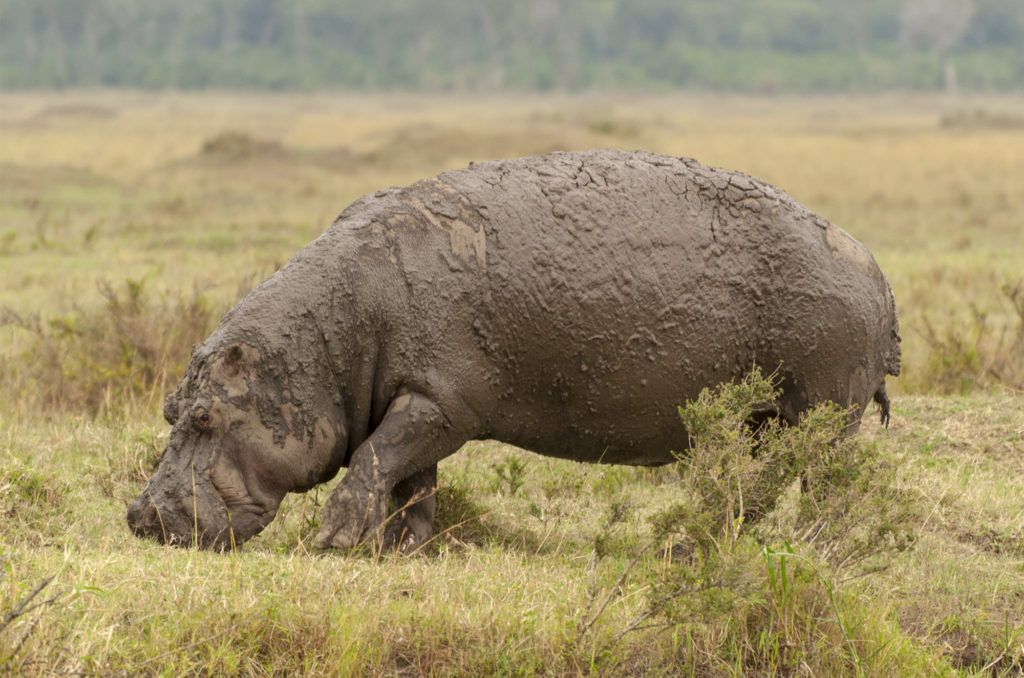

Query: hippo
[127,149,901,553]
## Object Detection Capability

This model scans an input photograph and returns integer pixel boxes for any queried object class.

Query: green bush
[585,368,923,674]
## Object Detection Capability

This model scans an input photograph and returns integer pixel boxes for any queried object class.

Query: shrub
[1,279,222,417]
[585,368,921,674]
[914,278,1024,394]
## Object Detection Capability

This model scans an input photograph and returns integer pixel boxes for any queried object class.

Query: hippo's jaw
[126,495,224,550]
[125,436,284,551]
[125,413,331,550]
[126,480,277,550]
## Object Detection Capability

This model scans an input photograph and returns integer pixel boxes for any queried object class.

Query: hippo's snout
[127,478,243,550]
[126,488,198,546]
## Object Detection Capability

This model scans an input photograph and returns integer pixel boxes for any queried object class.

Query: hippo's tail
[873,281,901,429]
[873,381,892,428]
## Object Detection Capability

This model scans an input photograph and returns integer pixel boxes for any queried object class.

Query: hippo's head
[127,339,344,550]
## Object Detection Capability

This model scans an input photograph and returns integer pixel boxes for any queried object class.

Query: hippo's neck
[222,233,389,472]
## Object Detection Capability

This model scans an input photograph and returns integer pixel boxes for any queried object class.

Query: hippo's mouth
[127,479,276,551]
[127,501,229,549]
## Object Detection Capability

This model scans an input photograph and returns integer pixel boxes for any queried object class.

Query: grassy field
[1,92,1023,675]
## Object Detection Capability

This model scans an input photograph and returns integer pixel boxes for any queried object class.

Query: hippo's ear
[163,391,179,425]
[223,344,250,379]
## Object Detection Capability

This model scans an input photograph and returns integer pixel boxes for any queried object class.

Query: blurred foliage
[2,0,1023,91]
[0,279,222,418]
[915,279,1024,394]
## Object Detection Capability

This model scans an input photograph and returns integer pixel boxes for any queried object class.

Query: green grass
[2,92,1023,675]
[2,388,1021,674]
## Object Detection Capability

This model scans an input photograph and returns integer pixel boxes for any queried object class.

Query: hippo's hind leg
[314,392,464,551]
[382,464,437,553]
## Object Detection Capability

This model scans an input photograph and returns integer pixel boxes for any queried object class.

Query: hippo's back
[380,151,901,464]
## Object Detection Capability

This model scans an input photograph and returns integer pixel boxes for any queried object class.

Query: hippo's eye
[193,409,212,430]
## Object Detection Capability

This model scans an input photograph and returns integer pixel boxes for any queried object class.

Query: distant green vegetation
[2,0,1023,92]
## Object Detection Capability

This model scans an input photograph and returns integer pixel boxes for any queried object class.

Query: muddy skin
[127,149,901,553]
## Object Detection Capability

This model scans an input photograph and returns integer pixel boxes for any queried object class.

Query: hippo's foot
[382,513,430,554]
[314,479,389,550]
[381,465,437,554]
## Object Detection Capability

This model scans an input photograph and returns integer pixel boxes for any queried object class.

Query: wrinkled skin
[127,150,901,553]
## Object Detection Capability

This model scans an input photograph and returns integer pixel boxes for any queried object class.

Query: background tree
[900,0,977,92]
[0,0,1020,92]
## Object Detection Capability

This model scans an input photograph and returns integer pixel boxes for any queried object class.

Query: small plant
[672,367,796,535]
[0,567,67,672]
[430,473,492,548]
[1,463,66,528]
[492,455,529,497]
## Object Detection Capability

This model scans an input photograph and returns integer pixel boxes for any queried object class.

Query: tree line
[2,0,1021,92]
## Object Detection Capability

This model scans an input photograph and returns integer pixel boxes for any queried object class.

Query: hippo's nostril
[142,504,159,529]
[127,503,140,529]
[127,497,169,542]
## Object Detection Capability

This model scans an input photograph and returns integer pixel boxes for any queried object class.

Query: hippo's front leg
[314,393,461,551]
